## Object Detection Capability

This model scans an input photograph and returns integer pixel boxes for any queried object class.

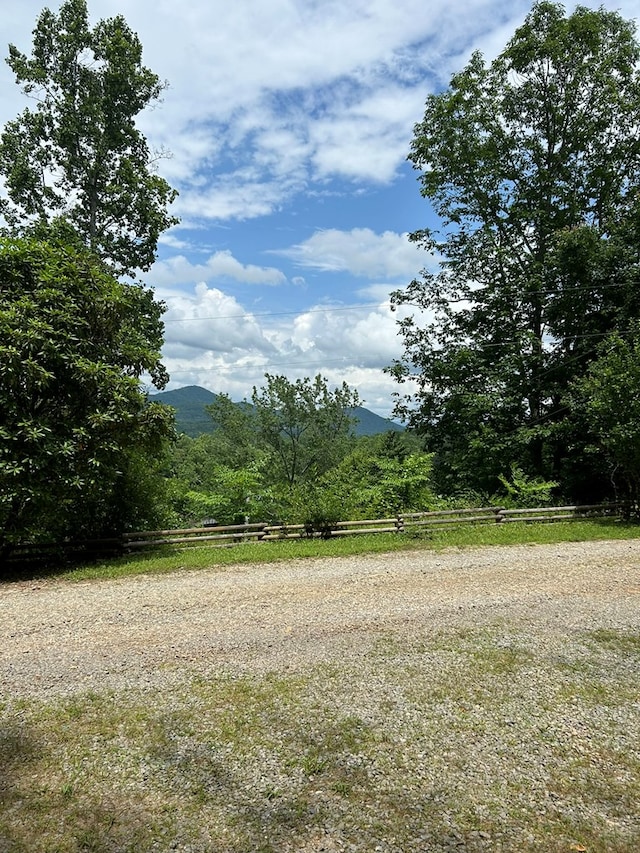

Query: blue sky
[1,0,637,417]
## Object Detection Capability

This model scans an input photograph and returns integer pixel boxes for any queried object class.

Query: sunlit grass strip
[9,517,635,583]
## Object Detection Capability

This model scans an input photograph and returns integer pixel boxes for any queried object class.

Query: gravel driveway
[3,538,639,700]
[2,538,640,853]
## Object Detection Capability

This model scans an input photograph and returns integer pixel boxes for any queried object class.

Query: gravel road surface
[2,539,639,700]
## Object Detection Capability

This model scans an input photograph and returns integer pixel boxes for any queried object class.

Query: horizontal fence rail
[402,507,502,528]
[4,502,630,568]
[122,522,267,549]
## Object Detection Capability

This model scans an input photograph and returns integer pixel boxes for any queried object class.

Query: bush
[496,465,559,508]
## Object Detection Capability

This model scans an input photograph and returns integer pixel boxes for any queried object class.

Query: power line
[166,356,379,374]
[402,325,640,355]
[396,278,636,309]
[163,302,385,323]
[160,278,637,325]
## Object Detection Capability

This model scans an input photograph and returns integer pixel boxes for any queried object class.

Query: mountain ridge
[150,385,404,438]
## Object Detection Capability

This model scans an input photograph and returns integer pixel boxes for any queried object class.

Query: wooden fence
[123,502,624,549]
[4,502,629,569]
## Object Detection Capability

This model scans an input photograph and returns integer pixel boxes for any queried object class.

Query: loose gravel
[1,539,639,853]
[2,539,639,699]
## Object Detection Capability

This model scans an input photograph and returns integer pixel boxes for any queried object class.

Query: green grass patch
[587,628,640,654]
[9,517,639,584]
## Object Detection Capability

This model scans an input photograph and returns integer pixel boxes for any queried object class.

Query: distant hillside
[150,385,403,438]
[151,386,221,437]
[349,406,403,436]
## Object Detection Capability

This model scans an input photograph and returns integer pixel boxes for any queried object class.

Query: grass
[1,624,639,852]
[9,516,639,583]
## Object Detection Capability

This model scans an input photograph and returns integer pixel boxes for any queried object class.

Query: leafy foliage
[0,236,174,554]
[204,394,265,470]
[571,328,640,508]
[0,0,178,276]
[250,374,360,488]
[284,485,345,539]
[318,444,435,519]
[269,431,434,524]
[166,443,273,527]
[165,392,435,527]
[388,1,640,499]
[497,465,558,509]
[164,375,360,525]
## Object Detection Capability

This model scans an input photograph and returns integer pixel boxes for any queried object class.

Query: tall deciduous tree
[0,0,178,276]
[388,2,640,498]
[0,235,175,559]
[251,374,360,488]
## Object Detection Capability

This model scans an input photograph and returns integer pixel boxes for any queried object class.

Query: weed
[588,628,640,654]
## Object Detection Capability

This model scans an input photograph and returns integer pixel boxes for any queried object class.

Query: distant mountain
[150,385,403,438]
[150,385,221,437]
[349,405,404,436]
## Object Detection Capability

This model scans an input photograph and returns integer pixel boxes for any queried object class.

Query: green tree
[166,461,272,528]
[165,430,273,526]
[388,2,640,498]
[496,464,558,509]
[571,328,640,509]
[251,374,360,488]
[205,394,264,470]
[0,0,178,276]
[0,235,174,558]
[321,447,435,519]
[165,380,362,528]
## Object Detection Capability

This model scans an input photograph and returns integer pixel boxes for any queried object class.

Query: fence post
[495,507,505,523]
[396,514,404,533]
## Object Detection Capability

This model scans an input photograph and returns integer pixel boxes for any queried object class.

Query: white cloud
[152,251,287,287]
[286,304,402,365]
[128,1,537,217]
[2,0,631,224]
[308,83,427,182]
[157,284,429,416]
[174,177,298,222]
[157,233,194,251]
[276,227,425,279]
[4,0,632,419]
[159,282,277,355]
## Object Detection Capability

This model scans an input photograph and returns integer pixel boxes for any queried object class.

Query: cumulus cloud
[152,251,287,287]
[159,282,277,355]
[275,228,425,279]
[155,283,426,416]
[3,0,609,226]
[175,175,302,222]
[287,304,402,365]
[308,83,427,182]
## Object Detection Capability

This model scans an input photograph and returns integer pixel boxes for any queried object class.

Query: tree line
[1,0,639,561]
[164,376,434,532]
[0,0,176,558]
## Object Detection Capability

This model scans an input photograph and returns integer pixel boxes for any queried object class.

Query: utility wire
[163,302,384,323]
[166,356,371,374]
[160,279,637,324]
